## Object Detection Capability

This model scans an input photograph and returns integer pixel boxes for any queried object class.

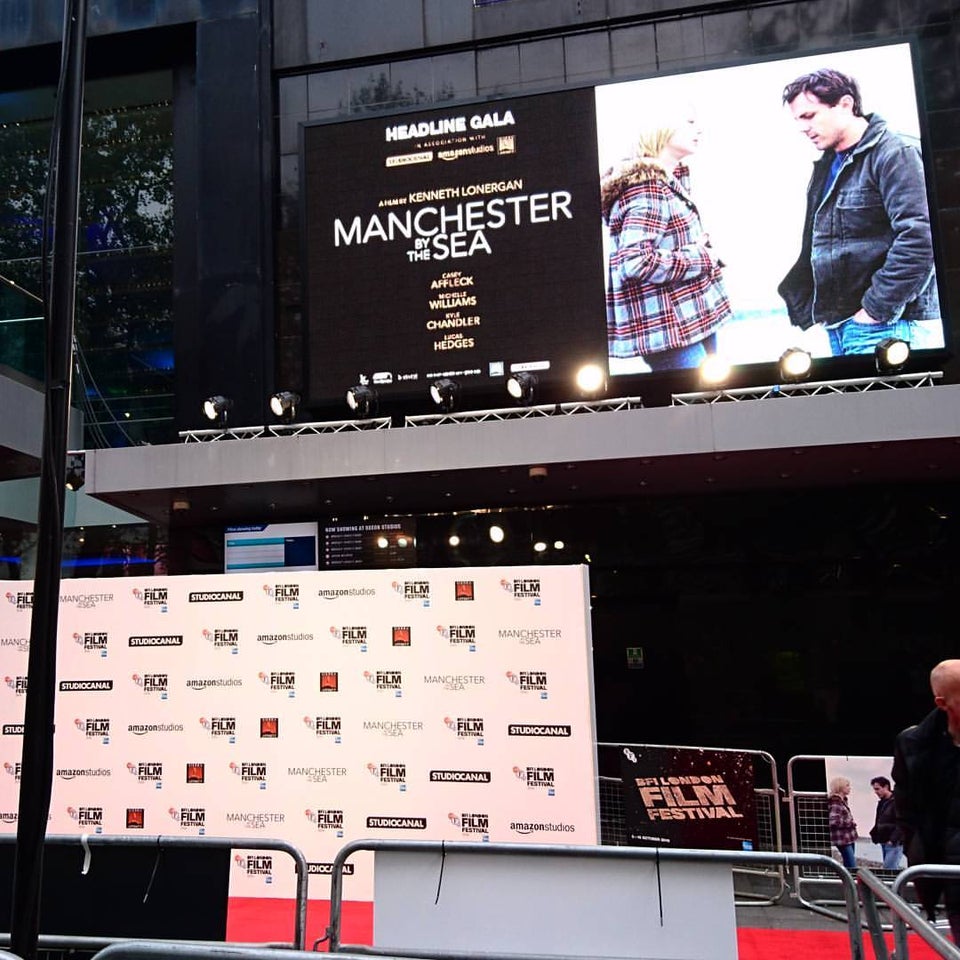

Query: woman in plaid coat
[601,113,732,370]
[828,775,859,870]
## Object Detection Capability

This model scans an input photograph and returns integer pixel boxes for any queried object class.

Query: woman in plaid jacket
[828,775,859,870]
[601,112,732,370]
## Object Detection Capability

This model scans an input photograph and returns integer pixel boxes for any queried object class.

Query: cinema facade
[1,0,959,765]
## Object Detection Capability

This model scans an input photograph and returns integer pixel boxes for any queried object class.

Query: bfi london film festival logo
[4,675,27,696]
[448,811,490,840]
[330,625,367,650]
[303,715,342,742]
[259,670,296,698]
[366,761,407,791]
[364,669,402,697]
[505,669,548,699]
[229,761,268,789]
[199,716,237,742]
[73,631,108,657]
[499,577,541,605]
[513,765,556,795]
[3,761,21,781]
[169,806,206,833]
[235,853,273,884]
[5,591,33,611]
[444,716,484,746]
[262,583,300,608]
[202,627,240,653]
[391,579,430,606]
[67,805,104,833]
[131,673,169,698]
[132,586,168,611]
[305,808,344,837]
[437,624,476,651]
[127,760,163,788]
[74,717,110,743]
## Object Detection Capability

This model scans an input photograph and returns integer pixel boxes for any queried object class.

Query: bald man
[892,659,960,941]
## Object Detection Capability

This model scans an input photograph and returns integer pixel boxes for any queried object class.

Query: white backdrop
[0,565,598,901]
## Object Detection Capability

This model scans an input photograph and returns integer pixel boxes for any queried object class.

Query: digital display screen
[224,522,319,573]
[303,42,944,398]
[321,518,417,570]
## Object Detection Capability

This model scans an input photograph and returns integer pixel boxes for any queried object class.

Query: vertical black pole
[10,2,87,958]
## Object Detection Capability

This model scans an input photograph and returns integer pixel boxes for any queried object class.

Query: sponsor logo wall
[0,567,597,901]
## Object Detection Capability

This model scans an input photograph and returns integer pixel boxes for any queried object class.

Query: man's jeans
[826,316,915,357]
[881,842,903,870]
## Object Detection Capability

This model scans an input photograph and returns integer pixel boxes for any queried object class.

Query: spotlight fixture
[506,371,538,405]
[202,395,233,426]
[875,337,910,374]
[269,390,301,422]
[488,524,505,544]
[65,451,85,492]
[345,384,378,419]
[778,348,812,383]
[575,363,606,396]
[429,378,460,413]
[699,354,732,387]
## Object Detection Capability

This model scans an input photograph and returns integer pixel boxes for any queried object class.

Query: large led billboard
[303,42,944,401]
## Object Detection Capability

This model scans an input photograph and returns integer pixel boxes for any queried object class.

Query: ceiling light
[65,451,85,492]
[489,524,505,544]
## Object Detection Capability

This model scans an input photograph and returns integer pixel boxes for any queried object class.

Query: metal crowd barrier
[859,865,960,960]
[596,741,786,904]
[0,834,309,952]
[92,947,431,960]
[325,838,863,960]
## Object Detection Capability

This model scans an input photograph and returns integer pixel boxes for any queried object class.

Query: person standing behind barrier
[828,776,858,870]
[601,107,732,371]
[869,776,903,869]
[893,659,960,942]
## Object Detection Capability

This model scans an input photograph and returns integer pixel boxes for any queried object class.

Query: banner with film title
[0,566,598,902]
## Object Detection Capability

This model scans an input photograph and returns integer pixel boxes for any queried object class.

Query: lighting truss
[404,396,643,426]
[179,417,392,442]
[671,372,941,406]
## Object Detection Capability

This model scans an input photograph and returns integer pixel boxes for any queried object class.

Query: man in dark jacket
[778,68,940,356]
[893,659,960,942]
[869,776,902,869]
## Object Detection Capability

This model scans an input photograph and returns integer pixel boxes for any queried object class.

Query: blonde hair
[829,776,851,795]
[633,125,678,162]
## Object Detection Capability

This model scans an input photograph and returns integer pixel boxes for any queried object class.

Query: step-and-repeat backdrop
[0,566,598,901]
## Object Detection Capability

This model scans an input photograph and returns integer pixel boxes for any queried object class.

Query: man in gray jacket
[778,68,940,356]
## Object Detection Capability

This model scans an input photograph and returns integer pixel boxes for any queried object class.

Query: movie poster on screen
[303,89,608,401]
[620,745,756,850]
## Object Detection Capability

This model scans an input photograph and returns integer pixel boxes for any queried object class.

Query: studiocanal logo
[364,670,402,696]
[67,805,104,831]
[391,579,430,606]
[74,717,110,743]
[507,723,571,738]
[5,591,33,610]
[443,716,484,745]
[4,675,27,695]
[366,761,407,790]
[303,715,342,741]
[330,625,367,649]
[169,806,206,833]
[59,679,114,693]
[131,673,168,697]
[234,853,273,882]
[132,586,168,610]
[230,761,268,787]
[202,627,240,652]
[448,811,489,839]
[127,761,163,786]
[505,670,548,699]
[258,671,296,697]
[429,769,491,784]
[199,716,237,741]
[129,635,182,648]
[73,631,107,656]
[512,765,556,794]
[366,815,427,830]
[437,624,477,650]
[189,590,243,603]
[262,583,299,607]
[305,808,345,836]
[499,577,541,604]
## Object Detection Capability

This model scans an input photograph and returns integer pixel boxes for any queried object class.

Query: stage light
[575,363,606,396]
[506,371,538,405]
[345,384,378,418]
[875,337,910,374]
[448,535,461,547]
[65,451,85,492]
[376,536,389,549]
[489,524,505,544]
[430,378,460,413]
[202,395,233,425]
[778,348,812,383]
[533,541,547,553]
[269,390,300,422]
[699,354,732,387]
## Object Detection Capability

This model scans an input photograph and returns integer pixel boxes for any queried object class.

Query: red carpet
[227,898,944,958]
